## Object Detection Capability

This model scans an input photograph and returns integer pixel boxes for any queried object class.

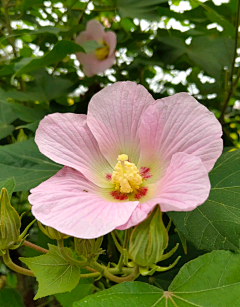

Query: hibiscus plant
[0,1,240,307]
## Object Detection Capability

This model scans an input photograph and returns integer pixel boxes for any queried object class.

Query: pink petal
[85,20,105,42]
[139,93,223,173]
[35,113,112,188]
[103,31,117,55]
[75,52,115,77]
[87,82,155,167]
[118,152,210,229]
[75,31,87,45]
[30,167,139,239]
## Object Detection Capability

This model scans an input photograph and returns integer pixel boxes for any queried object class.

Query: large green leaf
[169,149,240,251]
[30,70,74,102]
[157,34,234,80]
[14,40,84,76]
[0,121,14,140]
[117,0,168,20]
[0,98,17,124]
[0,139,61,192]
[0,71,73,104]
[0,177,16,198]
[0,88,48,122]
[55,279,93,307]
[0,288,25,307]
[74,250,240,306]
[20,244,81,299]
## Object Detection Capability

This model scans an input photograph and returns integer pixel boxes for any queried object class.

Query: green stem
[2,250,34,277]
[80,272,101,279]
[220,0,240,124]
[23,240,48,254]
[111,231,123,254]
[117,228,131,271]
[89,260,139,283]
[57,239,89,267]
[77,0,90,24]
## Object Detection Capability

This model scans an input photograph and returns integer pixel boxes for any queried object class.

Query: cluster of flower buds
[74,237,104,260]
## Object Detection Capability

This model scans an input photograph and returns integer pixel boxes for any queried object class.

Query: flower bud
[38,222,69,240]
[74,237,103,259]
[128,205,168,267]
[0,188,21,254]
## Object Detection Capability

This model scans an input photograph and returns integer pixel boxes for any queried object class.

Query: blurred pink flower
[75,19,117,77]
[29,82,223,239]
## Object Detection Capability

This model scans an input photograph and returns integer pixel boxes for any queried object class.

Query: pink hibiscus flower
[29,82,223,239]
[75,19,117,77]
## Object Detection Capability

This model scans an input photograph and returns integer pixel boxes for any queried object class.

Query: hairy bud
[38,222,69,240]
[128,205,168,267]
[0,188,21,254]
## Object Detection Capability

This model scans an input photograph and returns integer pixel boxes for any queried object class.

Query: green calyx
[38,222,69,240]
[128,205,169,267]
[0,188,21,253]
[74,237,104,260]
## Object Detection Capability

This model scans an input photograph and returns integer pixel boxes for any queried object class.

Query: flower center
[112,154,143,194]
[95,41,110,60]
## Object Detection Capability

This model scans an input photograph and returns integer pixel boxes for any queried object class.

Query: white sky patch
[198,71,215,84]
[147,66,192,93]
[233,100,240,110]
[207,93,217,99]
[69,85,88,96]
[188,83,199,95]
[207,23,223,32]
[212,0,229,5]
[169,0,192,12]
[185,36,192,45]
[43,1,51,7]
[116,48,134,65]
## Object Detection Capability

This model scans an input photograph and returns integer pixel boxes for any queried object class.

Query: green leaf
[17,0,44,11]
[0,96,18,124]
[0,288,25,307]
[205,10,235,37]
[157,34,234,80]
[29,69,74,102]
[0,139,61,192]
[0,88,47,122]
[55,279,93,307]
[74,250,240,306]
[14,40,84,76]
[5,102,46,122]
[81,40,100,54]
[117,0,168,20]
[16,121,40,132]
[20,244,81,299]
[0,177,16,198]
[0,121,14,140]
[169,149,240,251]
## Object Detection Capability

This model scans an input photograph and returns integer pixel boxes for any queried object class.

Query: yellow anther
[112,154,143,194]
[118,154,128,161]
[95,40,109,60]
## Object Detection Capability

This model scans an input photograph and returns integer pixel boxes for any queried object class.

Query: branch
[23,240,48,254]
[220,0,240,124]
[2,250,34,277]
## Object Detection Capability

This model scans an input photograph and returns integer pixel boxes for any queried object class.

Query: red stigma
[140,167,152,180]
[134,187,148,200]
[110,190,128,201]
[106,173,112,181]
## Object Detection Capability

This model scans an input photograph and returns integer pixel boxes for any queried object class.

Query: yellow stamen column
[112,155,143,194]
